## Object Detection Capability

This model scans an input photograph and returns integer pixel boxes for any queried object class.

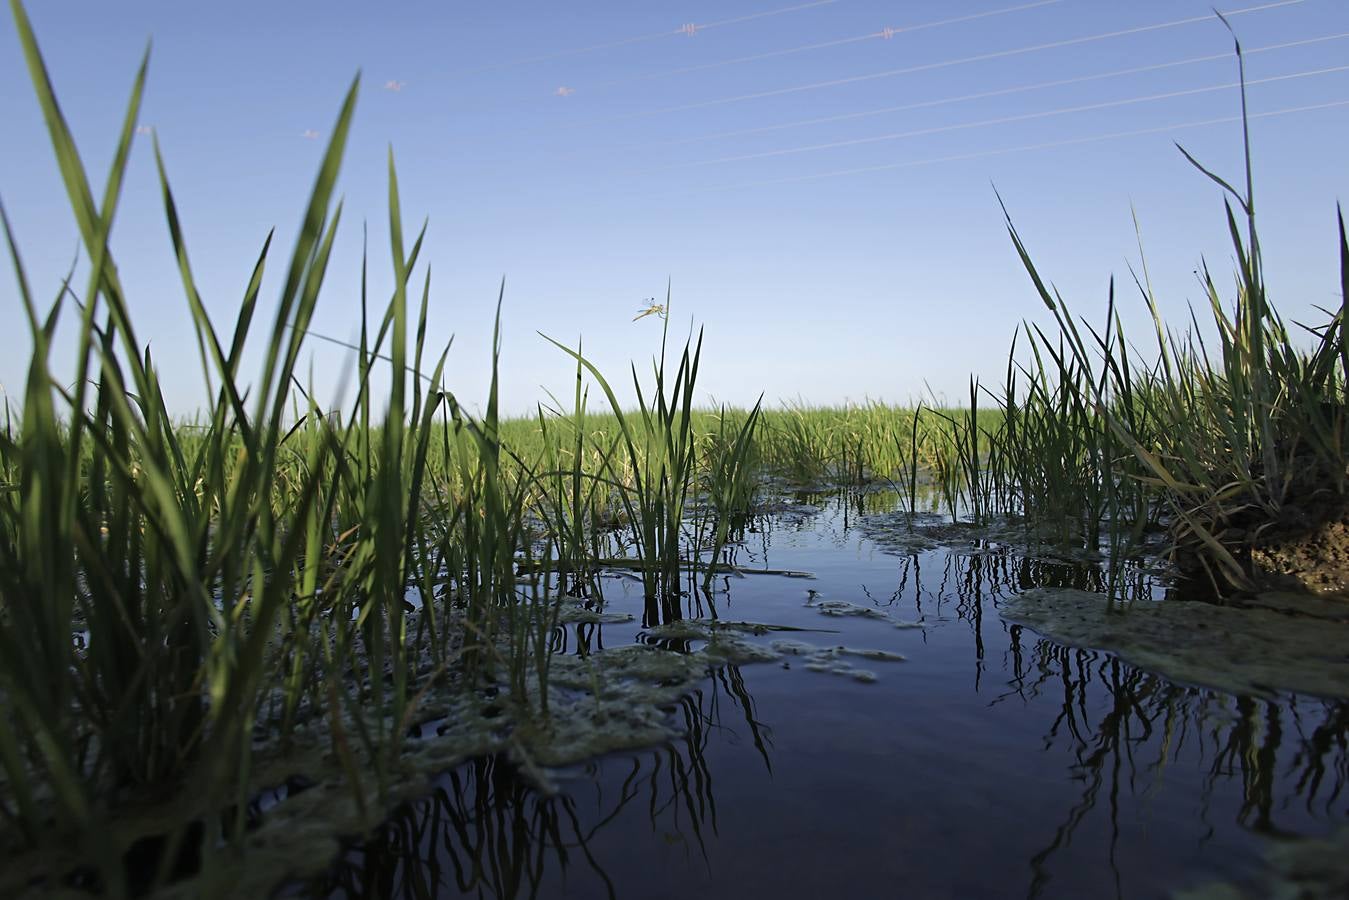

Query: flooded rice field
[296,492,1349,900]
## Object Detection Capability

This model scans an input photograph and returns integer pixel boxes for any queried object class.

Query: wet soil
[1252,508,1349,594]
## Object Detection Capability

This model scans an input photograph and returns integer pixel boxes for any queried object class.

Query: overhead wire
[632,31,1349,150]
[563,0,1306,128]
[657,64,1349,169]
[663,99,1349,196]
[581,0,1066,92]
[288,325,444,385]
[460,0,842,74]
[542,31,1349,164]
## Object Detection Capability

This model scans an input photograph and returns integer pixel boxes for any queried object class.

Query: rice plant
[529,342,620,598]
[1,1,367,880]
[0,3,542,887]
[543,306,707,623]
[698,400,764,591]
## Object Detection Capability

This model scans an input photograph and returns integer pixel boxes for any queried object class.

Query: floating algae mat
[12,494,1349,899]
[999,587,1349,699]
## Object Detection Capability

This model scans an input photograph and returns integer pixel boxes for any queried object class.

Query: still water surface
[308,494,1348,899]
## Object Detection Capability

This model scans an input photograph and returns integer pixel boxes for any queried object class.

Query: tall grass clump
[998,28,1349,594]
[0,2,539,889]
[698,400,764,591]
[545,307,713,623]
[0,12,357,881]
[528,343,619,598]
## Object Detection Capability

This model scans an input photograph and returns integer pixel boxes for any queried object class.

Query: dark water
[307,494,1349,900]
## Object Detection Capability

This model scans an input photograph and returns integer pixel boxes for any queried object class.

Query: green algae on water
[999,588,1349,700]
[805,593,926,628]
[557,606,637,625]
[3,637,770,898]
[771,639,904,683]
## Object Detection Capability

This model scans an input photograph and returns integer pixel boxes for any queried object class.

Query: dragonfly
[633,299,666,322]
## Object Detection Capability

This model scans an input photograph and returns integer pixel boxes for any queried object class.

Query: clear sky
[3,0,1348,416]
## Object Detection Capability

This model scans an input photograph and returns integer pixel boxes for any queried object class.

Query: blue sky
[3,0,1348,416]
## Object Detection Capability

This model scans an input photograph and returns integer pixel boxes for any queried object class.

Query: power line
[565,0,1305,128]
[657,64,1349,170]
[624,32,1349,151]
[581,0,1065,92]
[661,98,1349,196]
[702,1,842,32]
[460,0,842,74]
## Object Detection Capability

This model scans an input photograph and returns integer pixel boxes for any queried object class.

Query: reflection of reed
[314,755,611,900]
[547,618,608,657]
[1288,701,1349,817]
[324,503,1345,899]
[1008,640,1348,899]
[882,544,1348,900]
[308,664,771,899]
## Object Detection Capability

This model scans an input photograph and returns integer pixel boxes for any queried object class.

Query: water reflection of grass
[1013,646,1348,899]
[908,545,1348,898]
[302,531,1343,900]
[305,665,772,899]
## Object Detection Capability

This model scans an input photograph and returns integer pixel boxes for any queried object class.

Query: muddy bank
[1252,509,1349,594]
[998,588,1349,699]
